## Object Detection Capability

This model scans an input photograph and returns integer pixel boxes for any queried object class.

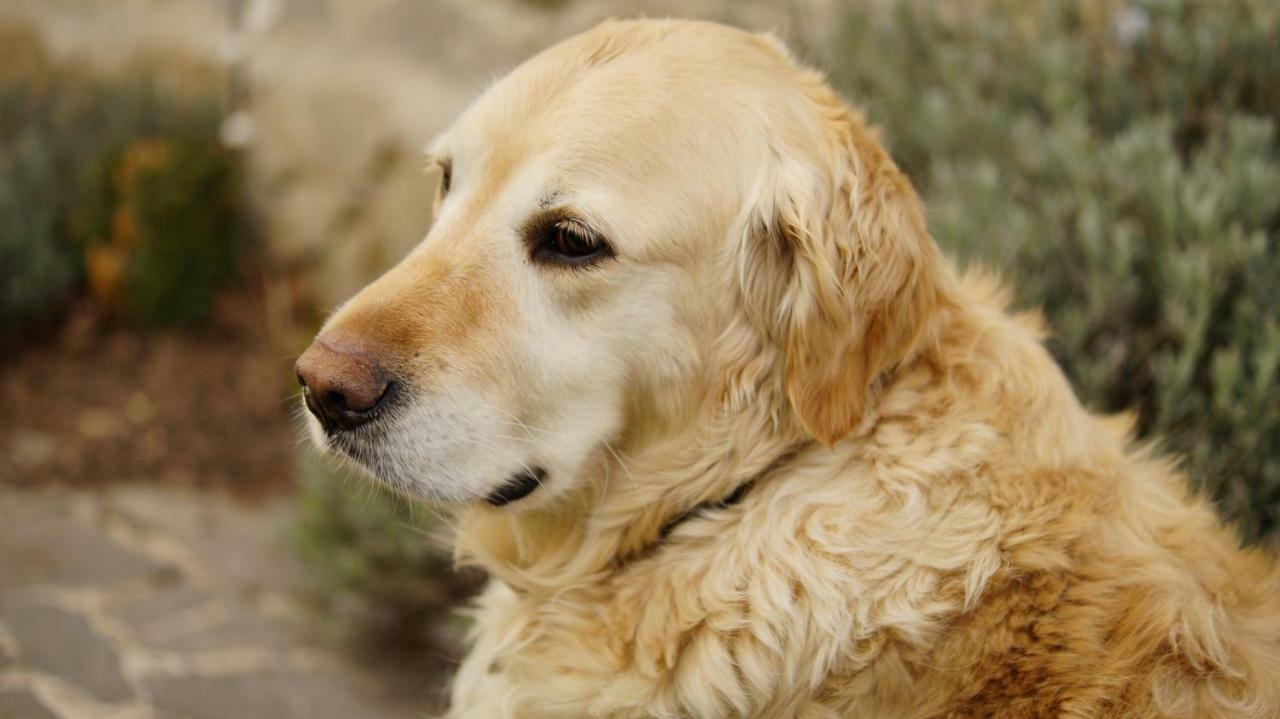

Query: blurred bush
[831,0,1279,541]
[80,137,238,326]
[293,451,480,647]
[0,23,240,335]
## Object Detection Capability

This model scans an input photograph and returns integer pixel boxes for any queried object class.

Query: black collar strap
[659,477,758,539]
[655,443,810,542]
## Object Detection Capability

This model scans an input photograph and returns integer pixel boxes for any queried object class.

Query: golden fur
[308,19,1280,718]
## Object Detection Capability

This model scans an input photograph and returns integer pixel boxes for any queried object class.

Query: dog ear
[740,102,948,447]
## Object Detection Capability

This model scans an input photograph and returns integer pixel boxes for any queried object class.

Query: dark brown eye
[438,158,452,196]
[533,218,613,267]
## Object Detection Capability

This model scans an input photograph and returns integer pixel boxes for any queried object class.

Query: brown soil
[1,284,304,497]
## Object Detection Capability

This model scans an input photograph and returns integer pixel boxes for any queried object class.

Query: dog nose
[295,332,392,430]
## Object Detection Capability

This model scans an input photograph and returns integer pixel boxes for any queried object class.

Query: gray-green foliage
[293,451,480,638]
[76,136,240,327]
[0,27,93,336]
[0,127,77,336]
[830,0,1280,541]
[0,25,235,335]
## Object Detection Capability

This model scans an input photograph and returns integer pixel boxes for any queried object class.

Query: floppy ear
[740,102,948,447]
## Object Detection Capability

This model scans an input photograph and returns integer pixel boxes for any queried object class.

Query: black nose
[295,331,393,431]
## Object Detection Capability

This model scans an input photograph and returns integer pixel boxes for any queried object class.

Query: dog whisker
[602,440,640,494]
[487,432,539,445]
[476,401,554,436]
[458,432,538,483]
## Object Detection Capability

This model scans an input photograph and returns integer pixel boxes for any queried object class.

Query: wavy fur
[310,18,1280,718]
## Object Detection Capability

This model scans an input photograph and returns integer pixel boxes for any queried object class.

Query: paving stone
[0,690,59,719]
[112,585,307,652]
[0,622,15,666]
[110,585,215,626]
[3,605,133,704]
[1,486,455,717]
[0,491,169,589]
[105,486,307,590]
[148,673,425,719]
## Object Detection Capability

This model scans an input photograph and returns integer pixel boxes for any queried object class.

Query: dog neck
[450,376,814,594]
[641,441,809,558]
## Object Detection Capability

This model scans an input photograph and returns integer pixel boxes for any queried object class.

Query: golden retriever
[296,19,1280,718]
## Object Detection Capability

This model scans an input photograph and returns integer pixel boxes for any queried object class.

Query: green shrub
[293,451,481,644]
[829,0,1280,542]
[79,137,239,327]
[0,121,78,335]
[0,23,238,335]
[0,26,84,336]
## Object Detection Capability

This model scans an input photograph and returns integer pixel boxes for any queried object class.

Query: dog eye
[437,158,453,196]
[533,219,613,267]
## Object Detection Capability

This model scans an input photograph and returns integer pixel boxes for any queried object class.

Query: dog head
[297,19,948,506]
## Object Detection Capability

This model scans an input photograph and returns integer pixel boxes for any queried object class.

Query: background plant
[829,0,1279,542]
[293,452,481,649]
[0,24,240,336]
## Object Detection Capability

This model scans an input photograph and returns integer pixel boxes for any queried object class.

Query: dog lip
[486,466,546,506]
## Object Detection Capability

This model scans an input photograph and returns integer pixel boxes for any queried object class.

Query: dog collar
[658,477,759,539]
[649,441,810,549]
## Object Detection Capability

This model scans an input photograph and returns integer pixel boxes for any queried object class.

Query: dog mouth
[309,402,548,506]
[486,466,546,506]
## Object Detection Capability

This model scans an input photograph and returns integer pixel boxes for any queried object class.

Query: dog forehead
[453,20,791,160]
[428,20,812,253]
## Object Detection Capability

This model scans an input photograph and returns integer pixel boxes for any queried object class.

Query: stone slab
[111,585,307,653]
[0,690,59,719]
[3,605,133,704]
[147,673,424,719]
[0,491,168,590]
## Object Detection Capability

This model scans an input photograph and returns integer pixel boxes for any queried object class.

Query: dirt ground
[0,282,300,498]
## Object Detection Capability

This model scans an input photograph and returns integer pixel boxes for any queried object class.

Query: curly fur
[308,18,1280,718]
[444,21,1280,718]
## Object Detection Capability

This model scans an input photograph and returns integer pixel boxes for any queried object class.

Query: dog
[296,19,1280,718]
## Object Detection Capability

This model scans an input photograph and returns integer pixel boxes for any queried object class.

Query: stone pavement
[0,487,437,719]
